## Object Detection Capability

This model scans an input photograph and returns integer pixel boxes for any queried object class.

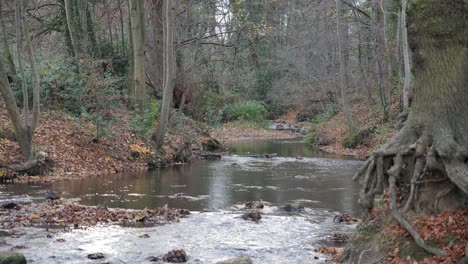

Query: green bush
[131,99,160,138]
[187,90,239,126]
[305,131,320,145]
[223,101,268,123]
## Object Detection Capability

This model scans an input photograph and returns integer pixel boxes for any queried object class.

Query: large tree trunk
[129,0,146,113]
[154,0,176,147]
[354,0,467,256]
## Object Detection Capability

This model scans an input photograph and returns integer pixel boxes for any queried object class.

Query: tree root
[388,155,447,256]
[403,157,425,212]
[0,158,37,171]
[433,183,455,213]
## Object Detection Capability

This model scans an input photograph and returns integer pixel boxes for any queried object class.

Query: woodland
[0,0,467,263]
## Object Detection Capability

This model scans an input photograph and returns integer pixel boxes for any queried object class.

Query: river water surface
[0,138,363,263]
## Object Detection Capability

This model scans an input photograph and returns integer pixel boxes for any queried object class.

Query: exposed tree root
[0,158,37,171]
[403,157,424,212]
[388,155,447,256]
[353,129,468,257]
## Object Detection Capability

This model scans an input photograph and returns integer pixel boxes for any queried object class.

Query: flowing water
[0,138,364,263]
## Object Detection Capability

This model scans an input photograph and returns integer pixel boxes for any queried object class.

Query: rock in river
[87,253,105,260]
[0,252,27,264]
[217,256,253,264]
[283,203,304,212]
[149,249,188,263]
[241,212,262,222]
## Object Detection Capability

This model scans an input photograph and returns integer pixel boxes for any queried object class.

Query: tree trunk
[104,0,114,55]
[22,0,40,131]
[154,0,176,147]
[127,1,135,108]
[354,0,467,256]
[64,0,81,60]
[0,0,39,161]
[150,0,164,97]
[336,0,353,133]
[118,0,125,53]
[129,0,146,113]
[0,0,18,87]
[15,0,28,129]
[401,0,411,110]
[372,0,388,119]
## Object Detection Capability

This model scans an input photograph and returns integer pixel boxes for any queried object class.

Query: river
[0,138,363,263]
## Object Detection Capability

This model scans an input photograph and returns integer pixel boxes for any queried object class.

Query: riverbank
[0,103,208,183]
[305,95,399,158]
[211,121,300,141]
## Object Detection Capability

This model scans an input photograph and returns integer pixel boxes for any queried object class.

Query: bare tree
[0,0,40,169]
[154,0,177,147]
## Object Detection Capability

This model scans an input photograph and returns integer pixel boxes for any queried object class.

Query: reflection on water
[0,138,364,263]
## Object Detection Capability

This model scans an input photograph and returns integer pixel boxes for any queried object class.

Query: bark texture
[154,0,176,147]
[354,0,467,257]
[64,0,81,60]
[129,0,146,112]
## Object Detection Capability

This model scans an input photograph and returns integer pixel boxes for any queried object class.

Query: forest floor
[0,101,209,183]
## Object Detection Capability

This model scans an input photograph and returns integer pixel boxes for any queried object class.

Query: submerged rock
[202,154,222,160]
[0,252,27,264]
[283,203,304,212]
[87,253,105,260]
[241,212,262,222]
[217,256,253,264]
[333,213,358,224]
[0,203,20,210]
[44,190,60,201]
[163,249,187,263]
[244,201,265,209]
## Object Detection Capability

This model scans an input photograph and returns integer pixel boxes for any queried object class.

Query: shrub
[223,101,268,123]
[187,90,239,126]
[131,99,160,138]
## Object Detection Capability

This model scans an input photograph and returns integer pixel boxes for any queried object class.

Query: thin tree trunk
[154,0,176,147]
[104,0,114,55]
[127,2,135,108]
[15,0,28,129]
[64,0,81,60]
[0,0,18,86]
[22,0,39,131]
[372,0,388,119]
[118,0,125,53]
[401,0,410,110]
[150,0,163,97]
[130,0,145,113]
[79,0,89,55]
[336,0,353,133]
